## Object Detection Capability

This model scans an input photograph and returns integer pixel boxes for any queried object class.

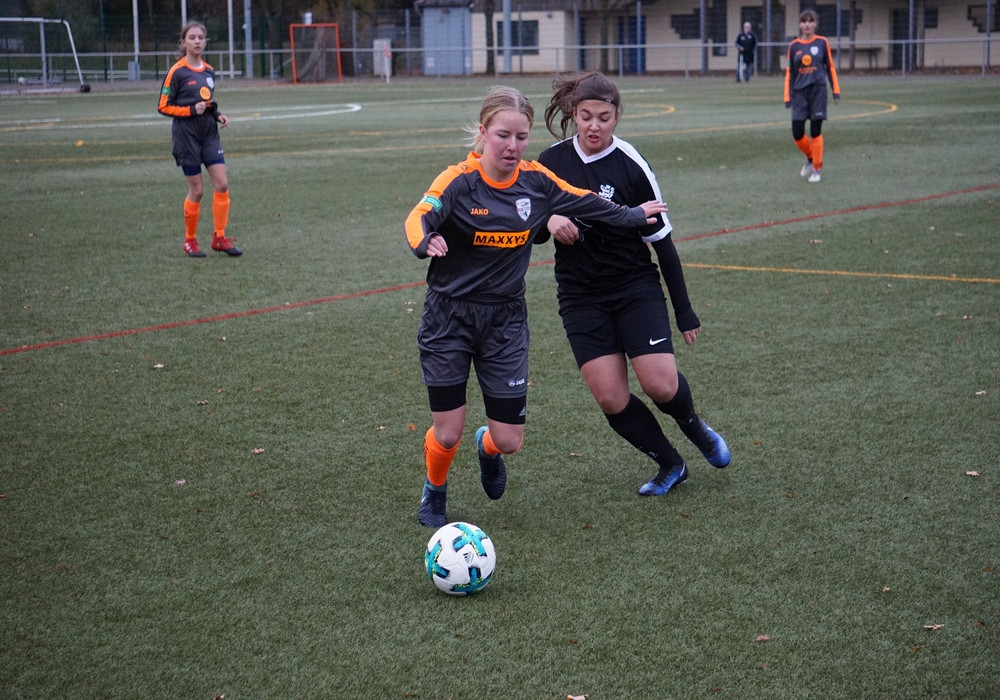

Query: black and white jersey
[538,135,671,298]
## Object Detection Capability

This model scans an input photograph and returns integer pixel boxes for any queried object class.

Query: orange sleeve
[783,41,794,103]
[157,61,193,119]
[824,38,841,97]
[522,160,593,197]
[404,165,463,257]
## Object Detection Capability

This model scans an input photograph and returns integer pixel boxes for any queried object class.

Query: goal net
[289,23,343,84]
[0,17,90,91]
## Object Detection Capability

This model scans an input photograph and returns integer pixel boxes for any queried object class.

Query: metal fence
[2,37,997,89]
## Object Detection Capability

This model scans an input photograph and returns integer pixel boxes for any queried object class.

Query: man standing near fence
[735,22,757,82]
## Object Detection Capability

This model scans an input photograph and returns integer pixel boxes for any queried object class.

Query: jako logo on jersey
[470,208,489,215]
[474,231,529,248]
[599,184,615,200]
[516,198,531,221]
[420,195,442,211]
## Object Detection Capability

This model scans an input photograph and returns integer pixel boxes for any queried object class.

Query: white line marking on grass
[0,103,363,132]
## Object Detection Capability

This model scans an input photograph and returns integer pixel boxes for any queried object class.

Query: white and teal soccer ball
[425,522,496,595]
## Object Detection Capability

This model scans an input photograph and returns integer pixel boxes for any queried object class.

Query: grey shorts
[418,290,529,399]
[790,83,828,121]
[171,118,225,171]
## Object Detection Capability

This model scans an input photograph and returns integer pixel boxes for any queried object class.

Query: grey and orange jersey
[405,151,651,302]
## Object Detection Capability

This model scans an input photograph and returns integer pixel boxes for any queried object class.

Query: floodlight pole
[227,0,235,78]
[244,0,252,78]
[132,0,139,64]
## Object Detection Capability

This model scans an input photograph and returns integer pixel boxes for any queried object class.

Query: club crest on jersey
[206,76,215,88]
[598,184,615,200]
[810,46,819,56]
[515,198,531,222]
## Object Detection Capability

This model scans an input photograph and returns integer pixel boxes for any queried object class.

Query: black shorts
[559,279,673,368]
[790,84,828,122]
[171,117,225,172]
[418,290,529,399]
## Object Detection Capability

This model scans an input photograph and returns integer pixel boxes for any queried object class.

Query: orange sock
[794,136,812,161]
[811,135,824,171]
[425,427,460,488]
[482,428,522,456]
[212,191,230,238]
[183,198,200,240]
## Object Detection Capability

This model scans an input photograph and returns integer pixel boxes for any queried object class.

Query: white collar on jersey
[572,134,620,164]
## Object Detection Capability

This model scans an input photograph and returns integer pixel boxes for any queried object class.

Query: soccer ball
[425,522,496,595]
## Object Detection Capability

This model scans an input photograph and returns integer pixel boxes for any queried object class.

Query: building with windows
[423,1,998,75]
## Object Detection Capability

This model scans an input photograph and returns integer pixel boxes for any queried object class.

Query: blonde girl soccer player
[784,9,841,183]
[405,86,667,527]
[538,72,729,498]
[158,21,241,257]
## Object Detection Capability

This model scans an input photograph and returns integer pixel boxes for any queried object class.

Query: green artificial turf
[1,75,998,698]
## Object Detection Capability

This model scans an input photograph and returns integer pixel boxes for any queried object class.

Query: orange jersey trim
[157,57,212,119]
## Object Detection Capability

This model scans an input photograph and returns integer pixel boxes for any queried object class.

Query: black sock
[605,394,682,468]
[654,372,702,431]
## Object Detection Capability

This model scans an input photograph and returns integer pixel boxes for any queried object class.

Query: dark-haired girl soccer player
[405,86,667,527]
[158,21,241,257]
[538,72,730,497]
[784,9,841,183]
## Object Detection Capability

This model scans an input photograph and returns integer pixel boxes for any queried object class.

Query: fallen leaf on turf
[409,423,416,431]
[196,400,209,406]
[975,390,986,396]
[973,621,984,627]
[567,695,588,700]
[809,239,822,244]
[761,663,770,670]
[882,586,891,593]
[966,471,980,477]
[913,645,922,652]
[923,624,944,631]
[252,448,264,454]
[173,479,186,486]
[152,363,164,369]
[755,635,771,642]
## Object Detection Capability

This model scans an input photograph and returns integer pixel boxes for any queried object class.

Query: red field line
[4,184,997,356]
[673,183,1000,242]
[0,282,425,356]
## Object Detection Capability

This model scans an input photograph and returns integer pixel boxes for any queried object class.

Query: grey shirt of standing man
[735,21,757,82]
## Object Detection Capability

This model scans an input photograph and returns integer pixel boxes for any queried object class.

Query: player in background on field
[538,72,730,497]
[404,86,667,527]
[734,21,758,82]
[784,9,841,183]
[157,21,241,257]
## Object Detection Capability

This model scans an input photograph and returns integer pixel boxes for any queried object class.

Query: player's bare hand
[547,214,579,245]
[426,233,448,257]
[682,327,701,345]
[640,200,667,224]
[217,114,229,128]
[193,101,207,115]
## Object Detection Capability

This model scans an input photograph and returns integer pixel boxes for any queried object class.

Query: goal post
[289,23,343,84]
[0,17,90,91]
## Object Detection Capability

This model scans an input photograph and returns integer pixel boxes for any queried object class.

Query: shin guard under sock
[605,394,682,468]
